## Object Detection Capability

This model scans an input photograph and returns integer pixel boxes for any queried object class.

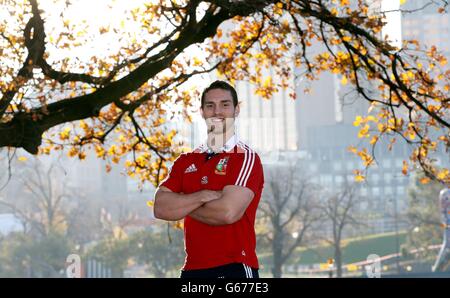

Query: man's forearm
[189,199,232,226]
[154,191,205,221]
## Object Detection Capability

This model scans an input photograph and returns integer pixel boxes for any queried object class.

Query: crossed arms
[153,185,254,226]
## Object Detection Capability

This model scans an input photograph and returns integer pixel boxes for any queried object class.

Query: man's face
[201,88,239,136]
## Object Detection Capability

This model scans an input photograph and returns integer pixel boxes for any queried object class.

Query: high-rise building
[293,0,414,234]
[234,76,298,154]
[294,40,370,150]
[402,0,450,55]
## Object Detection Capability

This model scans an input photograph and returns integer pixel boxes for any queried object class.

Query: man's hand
[153,187,222,221]
[189,185,255,226]
[197,190,222,203]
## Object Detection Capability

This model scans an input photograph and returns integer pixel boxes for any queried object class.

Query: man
[154,80,264,278]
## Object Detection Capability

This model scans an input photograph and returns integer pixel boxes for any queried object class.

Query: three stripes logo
[184,163,197,173]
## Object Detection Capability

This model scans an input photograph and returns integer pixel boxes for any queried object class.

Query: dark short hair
[201,80,238,108]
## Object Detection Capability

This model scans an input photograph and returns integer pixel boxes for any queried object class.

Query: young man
[154,80,264,278]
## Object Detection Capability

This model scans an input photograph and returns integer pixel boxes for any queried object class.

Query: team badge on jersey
[215,156,229,175]
[201,176,208,184]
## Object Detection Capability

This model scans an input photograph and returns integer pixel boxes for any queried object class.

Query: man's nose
[213,105,223,115]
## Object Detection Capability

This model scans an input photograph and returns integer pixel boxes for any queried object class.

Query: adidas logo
[184,163,197,173]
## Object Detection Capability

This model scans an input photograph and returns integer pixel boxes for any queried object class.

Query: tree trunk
[335,244,343,278]
[271,229,284,278]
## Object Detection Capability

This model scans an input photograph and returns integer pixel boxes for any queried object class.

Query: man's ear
[234,103,240,117]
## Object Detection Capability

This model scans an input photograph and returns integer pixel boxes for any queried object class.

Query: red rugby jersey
[159,139,264,270]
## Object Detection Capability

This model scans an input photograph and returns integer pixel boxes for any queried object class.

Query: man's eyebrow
[204,99,233,104]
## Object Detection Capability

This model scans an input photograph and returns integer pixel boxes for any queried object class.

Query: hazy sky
[382,0,402,48]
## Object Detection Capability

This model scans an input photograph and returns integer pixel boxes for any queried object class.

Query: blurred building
[291,0,450,236]
[234,76,298,153]
[293,0,407,234]
[402,0,450,55]
[303,123,413,235]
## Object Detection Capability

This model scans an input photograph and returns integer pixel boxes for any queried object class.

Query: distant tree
[403,173,446,265]
[318,182,362,277]
[0,156,102,277]
[258,159,321,277]
[84,236,131,278]
[65,194,103,248]
[130,226,185,277]
[0,157,73,236]
[0,231,70,277]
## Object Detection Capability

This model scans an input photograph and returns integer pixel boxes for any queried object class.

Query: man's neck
[207,128,235,153]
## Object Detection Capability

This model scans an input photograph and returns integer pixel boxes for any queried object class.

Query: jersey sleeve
[229,151,264,196]
[159,154,186,193]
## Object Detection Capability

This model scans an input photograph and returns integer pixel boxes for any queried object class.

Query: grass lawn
[258,231,408,267]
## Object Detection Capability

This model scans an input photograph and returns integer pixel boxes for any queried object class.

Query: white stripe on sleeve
[241,152,255,186]
[235,149,249,185]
